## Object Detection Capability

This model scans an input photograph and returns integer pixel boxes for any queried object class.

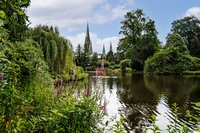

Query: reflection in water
[144,75,200,129]
[116,75,158,132]
[86,74,200,132]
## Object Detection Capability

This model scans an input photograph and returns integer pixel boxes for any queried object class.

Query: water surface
[67,73,200,133]
[73,74,200,132]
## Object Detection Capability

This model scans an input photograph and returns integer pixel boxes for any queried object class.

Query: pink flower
[103,97,107,113]
[83,87,89,96]
[0,73,4,81]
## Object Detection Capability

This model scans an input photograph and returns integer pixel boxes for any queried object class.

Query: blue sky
[27,0,200,53]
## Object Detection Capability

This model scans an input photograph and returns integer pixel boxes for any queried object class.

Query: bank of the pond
[183,70,200,75]
[89,68,133,75]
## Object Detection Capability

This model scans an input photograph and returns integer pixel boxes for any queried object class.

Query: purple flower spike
[0,73,4,81]
[103,97,107,113]
[83,87,89,96]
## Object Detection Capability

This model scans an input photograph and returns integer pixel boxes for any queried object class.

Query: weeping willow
[26,25,74,76]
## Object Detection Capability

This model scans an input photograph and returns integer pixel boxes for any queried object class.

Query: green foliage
[106,51,114,62]
[75,66,88,80]
[107,43,114,62]
[91,52,98,67]
[165,33,189,53]
[125,67,132,73]
[120,59,131,72]
[75,44,83,66]
[28,92,105,133]
[26,25,74,76]
[0,39,53,132]
[97,60,110,68]
[170,16,200,57]
[0,0,30,41]
[184,70,200,75]
[110,118,126,133]
[144,34,200,74]
[145,115,161,133]
[0,39,103,132]
[0,20,8,42]
[75,44,91,70]
[5,40,48,83]
[170,103,197,132]
[146,103,200,133]
[118,9,160,70]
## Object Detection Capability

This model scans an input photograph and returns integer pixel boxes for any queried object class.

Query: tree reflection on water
[88,74,200,132]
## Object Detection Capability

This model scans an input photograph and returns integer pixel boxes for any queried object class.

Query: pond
[70,73,200,132]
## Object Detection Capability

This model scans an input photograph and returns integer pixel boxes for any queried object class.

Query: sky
[27,0,200,53]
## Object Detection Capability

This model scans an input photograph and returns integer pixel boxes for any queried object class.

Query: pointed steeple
[86,23,90,40]
[102,44,106,59]
[102,44,105,55]
[84,23,92,53]
[109,42,113,52]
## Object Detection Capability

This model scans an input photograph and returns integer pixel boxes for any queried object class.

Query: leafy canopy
[170,16,200,57]
[144,33,200,74]
[118,9,160,70]
[0,0,30,42]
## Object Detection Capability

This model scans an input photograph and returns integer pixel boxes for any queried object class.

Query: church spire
[86,23,90,40]
[109,42,113,52]
[84,23,92,53]
[103,45,105,55]
[102,44,106,59]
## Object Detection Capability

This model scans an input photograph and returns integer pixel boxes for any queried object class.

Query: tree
[144,33,200,74]
[106,51,114,62]
[170,16,200,57]
[91,52,98,67]
[75,44,91,70]
[106,43,114,62]
[75,44,83,66]
[118,9,160,71]
[120,59,131,74]
[165,33,189,53]
[0,0,30,42]
[26,25,74,76]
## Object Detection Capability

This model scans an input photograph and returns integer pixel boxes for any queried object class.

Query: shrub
[96,60,110,67]
[144,47,200,74]
[114,64,120,69]
[120,59,131,72]
[144,33,200,74]
[126,67,132,73]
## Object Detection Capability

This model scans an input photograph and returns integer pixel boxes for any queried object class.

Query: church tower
[84,23,92,54]
[101,44,106,59]
[109,42,113,52]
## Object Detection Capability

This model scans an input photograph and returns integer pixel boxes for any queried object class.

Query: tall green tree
[26,25,73,76]
[170,16,200,57]
[106,43,114,62]
[118,9,160,70]
[91,52,98,67]
[75,44,90,69]
[75,44,83,66]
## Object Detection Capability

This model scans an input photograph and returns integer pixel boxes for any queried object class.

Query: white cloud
[67,33,120,53]
[27,0,134,54]
[27,0,130,30]
[185,7,200,18]
[93,3,128,24]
